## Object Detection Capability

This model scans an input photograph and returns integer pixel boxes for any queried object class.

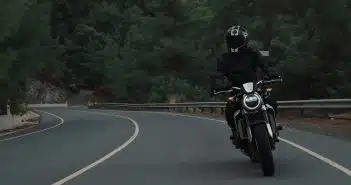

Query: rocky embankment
[26,79,66,104]
[0,79,65,134]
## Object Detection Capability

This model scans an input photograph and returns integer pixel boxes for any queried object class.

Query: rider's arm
[217,56,228,76]
[256,51,269,74]
[211,56,231,92]
[252,50,271,79]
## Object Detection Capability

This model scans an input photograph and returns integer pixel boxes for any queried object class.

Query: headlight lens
[243,94,262,110]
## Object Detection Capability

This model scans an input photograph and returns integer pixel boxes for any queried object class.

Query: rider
[213,25,279,146]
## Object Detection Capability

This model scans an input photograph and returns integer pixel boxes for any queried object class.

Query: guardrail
[88,99,351,119]
[28,103,68,108]
[89,99,351,109]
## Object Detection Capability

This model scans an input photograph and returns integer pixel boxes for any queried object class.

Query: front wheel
[252,124,275,176]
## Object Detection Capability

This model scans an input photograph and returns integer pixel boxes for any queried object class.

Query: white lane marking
[279,137,351,176]
[52,109,139,185]
[0,110,65,142]
[116,110,351,177]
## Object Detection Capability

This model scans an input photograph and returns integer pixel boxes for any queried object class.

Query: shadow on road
[174,159,265,179]
[171,156,296,180]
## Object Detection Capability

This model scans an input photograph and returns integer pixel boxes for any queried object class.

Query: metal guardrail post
[6,104,10,116]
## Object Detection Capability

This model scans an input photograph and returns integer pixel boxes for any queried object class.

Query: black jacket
[216,47,270,88]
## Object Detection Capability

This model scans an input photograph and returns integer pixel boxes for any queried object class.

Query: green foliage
[0,0,350,106]
[10,102,27,115]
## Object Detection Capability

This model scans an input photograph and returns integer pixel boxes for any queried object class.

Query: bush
[9,102,27,115]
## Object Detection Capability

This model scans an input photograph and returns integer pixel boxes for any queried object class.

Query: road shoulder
[0,111,41,137]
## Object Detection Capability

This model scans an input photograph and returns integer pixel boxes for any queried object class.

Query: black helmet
[225,25,249,52]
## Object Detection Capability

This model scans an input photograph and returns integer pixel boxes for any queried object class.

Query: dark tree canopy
[1,0,350,113]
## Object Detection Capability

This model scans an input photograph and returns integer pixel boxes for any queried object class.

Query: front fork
[248,108,279,150]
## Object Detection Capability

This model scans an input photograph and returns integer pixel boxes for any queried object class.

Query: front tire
[253,124,275,176]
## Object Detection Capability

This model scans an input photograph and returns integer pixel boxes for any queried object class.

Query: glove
[263,74,271,80]
[209,89,217,96]
[270,73,281,79]
[263,72,281,80]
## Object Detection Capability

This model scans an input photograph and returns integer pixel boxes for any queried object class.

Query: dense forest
[0,0,350,113]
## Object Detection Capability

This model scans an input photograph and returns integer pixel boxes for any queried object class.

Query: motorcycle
[213,76,283,176]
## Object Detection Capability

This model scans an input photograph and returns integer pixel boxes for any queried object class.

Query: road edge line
[0,110,65,142]
[51,109,140,185]
[116,110,351,177]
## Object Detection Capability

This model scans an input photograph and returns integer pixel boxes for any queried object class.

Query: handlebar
[257,78,283,86]
[213,87,240,95]
[212,77,283,95]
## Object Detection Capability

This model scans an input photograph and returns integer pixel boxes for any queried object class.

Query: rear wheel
[253,124,275,176]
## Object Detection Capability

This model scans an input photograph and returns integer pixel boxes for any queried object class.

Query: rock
[26,79,66,104]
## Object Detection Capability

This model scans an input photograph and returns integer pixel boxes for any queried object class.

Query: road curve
[0,108,350,185]
[0,108,137,185]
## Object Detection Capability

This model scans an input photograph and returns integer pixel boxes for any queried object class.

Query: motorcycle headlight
[242,93,262,110]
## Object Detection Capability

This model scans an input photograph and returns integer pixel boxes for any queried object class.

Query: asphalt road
[0,108,350,185]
